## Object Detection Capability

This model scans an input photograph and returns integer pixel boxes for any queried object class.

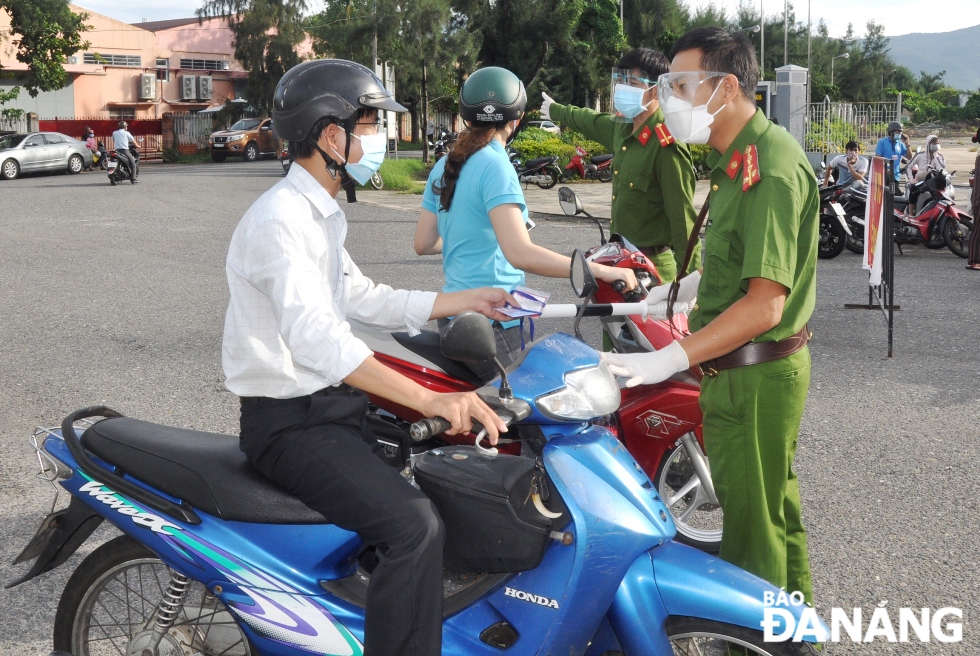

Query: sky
[78,0,979,38]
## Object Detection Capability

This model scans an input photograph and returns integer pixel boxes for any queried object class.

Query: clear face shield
[656,71,731,144]
[610,68,658,123]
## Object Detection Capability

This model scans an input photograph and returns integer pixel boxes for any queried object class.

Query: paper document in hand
[498,286,550,318]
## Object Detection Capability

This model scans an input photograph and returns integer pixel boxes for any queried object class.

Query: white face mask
[660,82,726,145]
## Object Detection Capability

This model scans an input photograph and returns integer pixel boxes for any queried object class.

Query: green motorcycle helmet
[459,66,527,125]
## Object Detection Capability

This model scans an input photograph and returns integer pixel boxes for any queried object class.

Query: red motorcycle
[353,191,722,553]
[561,146,613,182]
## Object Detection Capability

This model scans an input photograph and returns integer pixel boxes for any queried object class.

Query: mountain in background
[886,24,980,92]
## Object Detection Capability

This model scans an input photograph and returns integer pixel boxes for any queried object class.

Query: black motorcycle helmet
[273,59,405,201]
[459,67,527,126]
[887,121,902,136]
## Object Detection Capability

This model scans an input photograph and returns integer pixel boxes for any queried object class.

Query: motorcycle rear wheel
[595,168,613,183]
[656,445,722,554]
[536,167,559,190]
[666,617,820,656]
[817,214,846,259]
[943,217,972,258]
[54,535,253,656]
[370,171,384,190]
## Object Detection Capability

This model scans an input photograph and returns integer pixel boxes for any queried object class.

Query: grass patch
[360,158,431,194]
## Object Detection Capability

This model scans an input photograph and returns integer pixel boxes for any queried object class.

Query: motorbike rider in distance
[824,140,867,188]
[413,66,637,380]
[111,121,139,183]
[874,121,907,183]
[224,59,519,656]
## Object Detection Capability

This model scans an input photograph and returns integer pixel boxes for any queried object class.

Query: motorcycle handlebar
[410,417,489,442]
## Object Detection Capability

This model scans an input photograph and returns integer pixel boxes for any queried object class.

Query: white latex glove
[644,270,701,307]
[541,92,555,120]
[600,341,690,387]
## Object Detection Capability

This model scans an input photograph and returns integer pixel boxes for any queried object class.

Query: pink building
[0,4,311,119]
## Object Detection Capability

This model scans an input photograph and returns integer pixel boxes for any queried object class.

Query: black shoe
[131,179,139,184]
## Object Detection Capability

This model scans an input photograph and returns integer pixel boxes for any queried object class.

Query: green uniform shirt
[689,109,818,342]
[550,103,702,274]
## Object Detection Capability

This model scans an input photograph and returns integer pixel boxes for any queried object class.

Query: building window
[83,53,142,67]
[179,59,229,71]
[108,110,137,120]
[156,58,170,81]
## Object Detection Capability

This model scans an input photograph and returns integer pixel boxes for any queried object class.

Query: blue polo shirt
[874,136,908,181]
[422,139,527,294]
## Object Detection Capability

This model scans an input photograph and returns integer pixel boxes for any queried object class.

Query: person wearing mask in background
[83,127,98,171]
[823,140,867,188]
[541,48,701,286]
[227,59,518,656]
[414,66,637,380]
[967,126,980,270]
[906,134,945,182]
[600,26,819,608]
[111,121,139,184]
[875,121,907,183]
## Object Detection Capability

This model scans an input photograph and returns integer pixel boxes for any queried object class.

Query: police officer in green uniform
[541,48,701,283]
[601,27,818,605]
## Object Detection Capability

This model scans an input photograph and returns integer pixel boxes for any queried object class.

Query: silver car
[0,132,93,180]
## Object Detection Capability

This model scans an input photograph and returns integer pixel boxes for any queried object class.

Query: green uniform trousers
[700,347,814,604]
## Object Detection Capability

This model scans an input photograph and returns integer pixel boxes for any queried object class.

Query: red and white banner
[862,156,887,285]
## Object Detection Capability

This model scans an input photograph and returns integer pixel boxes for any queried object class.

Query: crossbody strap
[667,194,710,323]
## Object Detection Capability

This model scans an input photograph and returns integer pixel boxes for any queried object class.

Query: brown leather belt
[639,244,672,257]
[700,325,812,378]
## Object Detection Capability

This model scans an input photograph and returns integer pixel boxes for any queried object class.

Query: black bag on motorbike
[414,446,567,573]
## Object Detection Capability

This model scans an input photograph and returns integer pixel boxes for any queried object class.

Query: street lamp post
[831,52,849,87]
[760,0,765,79]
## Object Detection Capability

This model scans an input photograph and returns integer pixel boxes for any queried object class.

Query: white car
[527,120,560,134]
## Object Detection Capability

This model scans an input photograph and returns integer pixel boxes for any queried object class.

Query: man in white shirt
[224,59,514,656]
[111,121,138,183]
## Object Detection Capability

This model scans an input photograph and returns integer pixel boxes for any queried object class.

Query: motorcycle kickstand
[677,433,719,506]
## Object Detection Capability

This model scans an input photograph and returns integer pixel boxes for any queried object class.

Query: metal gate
[806,95,903,153]
[38,117,163,160]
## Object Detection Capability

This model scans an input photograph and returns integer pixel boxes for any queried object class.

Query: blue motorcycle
[9,253,825,656]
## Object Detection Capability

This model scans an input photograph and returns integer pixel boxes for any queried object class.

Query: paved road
[0,161,977,654]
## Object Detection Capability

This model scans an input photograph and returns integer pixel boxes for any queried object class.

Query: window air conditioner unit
[198,76,213,100]
[181,75,197,101]
[139,73,156,100]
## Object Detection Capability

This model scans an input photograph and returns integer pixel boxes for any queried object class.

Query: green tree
[621,0,688,53]
[197,0,307,116]
[0,0,89,96]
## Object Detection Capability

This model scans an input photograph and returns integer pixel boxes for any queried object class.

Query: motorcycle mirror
[440,312,497,363]
[570,249,598,299]
[558,186,583,216]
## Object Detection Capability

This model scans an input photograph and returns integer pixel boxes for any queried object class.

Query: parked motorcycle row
[7,187,825,656]
[817,162,974,260]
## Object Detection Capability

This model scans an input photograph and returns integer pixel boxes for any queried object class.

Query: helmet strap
[313,118,358,202]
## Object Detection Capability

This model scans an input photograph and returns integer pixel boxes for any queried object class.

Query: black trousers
[239,387,445,656]
[117,149,138,181]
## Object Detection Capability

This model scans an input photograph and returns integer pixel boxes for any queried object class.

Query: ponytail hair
[434,124,504,212]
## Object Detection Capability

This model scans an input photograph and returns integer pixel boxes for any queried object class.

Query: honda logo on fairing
[504,587,559,609]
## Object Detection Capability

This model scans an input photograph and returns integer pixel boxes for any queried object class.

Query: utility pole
[783,0,788,66]
[806,0,811,107]
[619,0,624,29]
[371,0,378,67]
[760,0,765,79]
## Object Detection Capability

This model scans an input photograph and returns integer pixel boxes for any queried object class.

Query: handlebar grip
[612,280,627,292]
[410,417,452,442]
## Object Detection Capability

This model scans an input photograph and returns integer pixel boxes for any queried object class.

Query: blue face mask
[342,132,387,185]
[614,83,651,119]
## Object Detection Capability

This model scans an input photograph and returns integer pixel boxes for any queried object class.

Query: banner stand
[843,159,898,357]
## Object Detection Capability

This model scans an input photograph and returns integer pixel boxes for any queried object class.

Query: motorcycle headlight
[536,363,621,421]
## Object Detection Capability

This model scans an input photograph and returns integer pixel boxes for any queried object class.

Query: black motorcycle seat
[590,153,613,164]
[81,418,328,524]
[392,331,483,387]
[524,156,555,168]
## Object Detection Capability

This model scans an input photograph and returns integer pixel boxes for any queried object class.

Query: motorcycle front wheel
[943,216,973,258]
[656,445,722,553]
[666,617,820,656]
[54,535,254,656]
[536,166,560,190]
[845,222,864,254]
[817,214,846,259]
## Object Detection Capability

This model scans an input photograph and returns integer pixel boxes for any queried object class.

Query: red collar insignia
[726,149,743,180]
[742,144,761,191]
[638,125,653,146]
[654,123,675,147]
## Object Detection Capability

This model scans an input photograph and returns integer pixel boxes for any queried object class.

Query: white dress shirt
[223,164,437,399]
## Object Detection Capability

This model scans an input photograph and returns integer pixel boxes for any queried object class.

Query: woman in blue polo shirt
[415,66,634,379]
